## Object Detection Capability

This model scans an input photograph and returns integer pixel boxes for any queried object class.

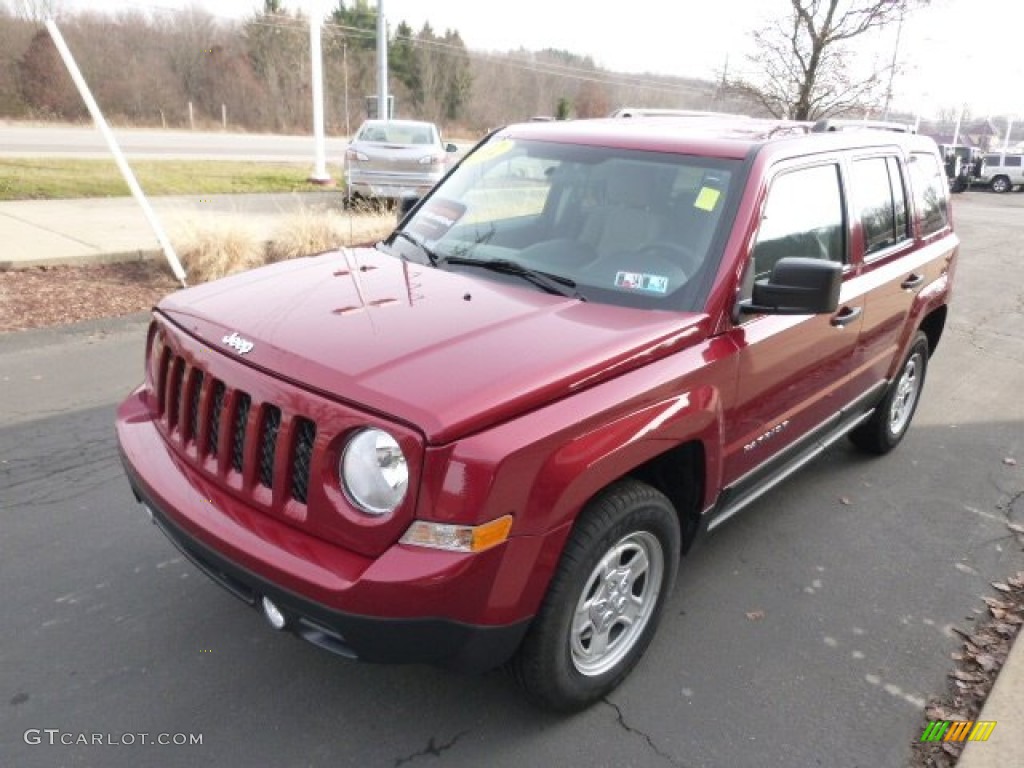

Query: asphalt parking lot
[1,191,1022,768]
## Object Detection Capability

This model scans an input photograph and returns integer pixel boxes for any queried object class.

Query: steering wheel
[634,241,702,278]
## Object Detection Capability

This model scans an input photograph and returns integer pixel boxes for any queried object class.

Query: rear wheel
[509,479,680,711]
[991,175,1012,194]
[849,331,929,455]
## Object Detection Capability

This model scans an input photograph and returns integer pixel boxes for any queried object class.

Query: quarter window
[851,156,909,256]
[752,164,845,279]
[908,153,949,237]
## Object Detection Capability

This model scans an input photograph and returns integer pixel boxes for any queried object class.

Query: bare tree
[0,5,35,115]
[731,0,924,121]
[15,0,63,23]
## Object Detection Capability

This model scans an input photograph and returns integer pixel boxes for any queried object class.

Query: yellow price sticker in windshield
[694,186,721,212]
[463,138,515,167]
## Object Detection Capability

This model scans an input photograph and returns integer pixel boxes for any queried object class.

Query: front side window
[908,152,949,237]
[751,163,845,280]
[851,156,910,256]
[390,136,742,310]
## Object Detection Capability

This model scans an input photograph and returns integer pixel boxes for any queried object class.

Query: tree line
[0,0,725,136]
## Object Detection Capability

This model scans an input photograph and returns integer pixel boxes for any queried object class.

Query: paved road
[0,123,353,162]
[0,123,477,162]
[1,194,1022,767]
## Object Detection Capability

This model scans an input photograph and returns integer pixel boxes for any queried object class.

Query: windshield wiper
[441,256,585,301]
[390,230,439,266]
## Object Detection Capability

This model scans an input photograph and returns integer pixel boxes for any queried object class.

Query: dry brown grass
[173,220,264,283]
[170,208,397,283]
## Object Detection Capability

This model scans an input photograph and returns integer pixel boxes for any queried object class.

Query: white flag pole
[45,19,188,287]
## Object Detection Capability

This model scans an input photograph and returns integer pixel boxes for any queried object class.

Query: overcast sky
[46,0,1024,118]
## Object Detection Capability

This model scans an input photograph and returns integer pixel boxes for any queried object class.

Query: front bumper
[117,389,535,672]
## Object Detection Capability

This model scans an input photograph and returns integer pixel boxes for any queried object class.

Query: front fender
[417,335,737,536]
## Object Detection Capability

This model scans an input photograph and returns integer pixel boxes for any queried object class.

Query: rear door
[845,150,952,396]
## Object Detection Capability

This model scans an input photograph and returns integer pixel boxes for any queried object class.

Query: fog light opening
[261,596,287,630]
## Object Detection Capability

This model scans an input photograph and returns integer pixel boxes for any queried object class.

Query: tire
[991,175,1012,194]
[849,331,929,455]
[508,479,680,712]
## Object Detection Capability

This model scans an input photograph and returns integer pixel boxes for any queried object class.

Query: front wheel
[849,331,929,455]
[508,480,680,711]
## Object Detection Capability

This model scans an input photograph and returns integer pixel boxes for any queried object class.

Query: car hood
[157,248,709,444]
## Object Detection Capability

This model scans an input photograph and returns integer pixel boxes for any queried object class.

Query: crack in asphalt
[393,731,469,767]
[947,323,1024,365]
[1004,488,1024,515]
[996,486,1024,519]
[603,698,692,768]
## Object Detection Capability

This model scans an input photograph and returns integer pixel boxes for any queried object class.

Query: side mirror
[397,194,421,225]
[445,143,458,153]
[740,257,841,315]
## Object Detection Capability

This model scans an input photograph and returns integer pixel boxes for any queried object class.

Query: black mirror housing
[742,257,841,315]
[397,194,421,225]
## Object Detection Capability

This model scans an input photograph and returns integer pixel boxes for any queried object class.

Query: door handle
[831,306,862,327]
[901,273,925,290]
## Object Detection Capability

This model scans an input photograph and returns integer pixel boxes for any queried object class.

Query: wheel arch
[918,304,947,357]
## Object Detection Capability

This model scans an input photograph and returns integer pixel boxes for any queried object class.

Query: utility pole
[376,0,388,120]
[882,4,905,120]
[308,1,332,185]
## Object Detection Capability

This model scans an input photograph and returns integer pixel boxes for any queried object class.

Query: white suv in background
[980,153,1024,193]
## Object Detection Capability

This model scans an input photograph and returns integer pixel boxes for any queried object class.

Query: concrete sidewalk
[0,192,343,270]
[0,194,1020,766]
[956,626,1024,767]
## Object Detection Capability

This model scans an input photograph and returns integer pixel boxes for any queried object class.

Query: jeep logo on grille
[222,332,254,355]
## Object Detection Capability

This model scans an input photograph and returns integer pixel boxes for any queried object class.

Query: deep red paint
[116,117,958,658]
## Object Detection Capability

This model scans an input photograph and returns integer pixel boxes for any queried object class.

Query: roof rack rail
[767,122,812,137]
[609,108,750,119]
[812,118,915,134]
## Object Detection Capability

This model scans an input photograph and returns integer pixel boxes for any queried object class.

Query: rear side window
[1005,156,1023,167]
[851,156,910,256]
[752,163,845,278]
[908,153,949,237]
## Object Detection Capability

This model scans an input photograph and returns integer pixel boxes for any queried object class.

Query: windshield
[357,121,438,145]
[392,136,741,310]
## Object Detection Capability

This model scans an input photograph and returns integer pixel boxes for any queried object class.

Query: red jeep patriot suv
[117,116,957,711]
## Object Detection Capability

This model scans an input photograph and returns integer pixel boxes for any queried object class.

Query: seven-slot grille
[153,332,316,505]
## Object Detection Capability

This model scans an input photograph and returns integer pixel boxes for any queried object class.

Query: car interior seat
[579,162,670,257]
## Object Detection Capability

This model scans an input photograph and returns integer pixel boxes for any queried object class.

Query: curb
[955,632,1024,767]
[0,248,163,271]
[0,311,152,353]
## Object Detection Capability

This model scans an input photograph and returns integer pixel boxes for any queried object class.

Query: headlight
[340,429,408,516]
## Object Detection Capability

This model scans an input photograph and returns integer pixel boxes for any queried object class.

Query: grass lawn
[0,158,343,200]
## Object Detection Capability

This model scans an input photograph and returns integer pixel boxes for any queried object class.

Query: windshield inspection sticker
[615,271,669,294]
[407,198,466,241]
[694,186,721,212]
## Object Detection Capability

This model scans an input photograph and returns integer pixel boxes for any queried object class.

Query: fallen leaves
[910,571,1024,768]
